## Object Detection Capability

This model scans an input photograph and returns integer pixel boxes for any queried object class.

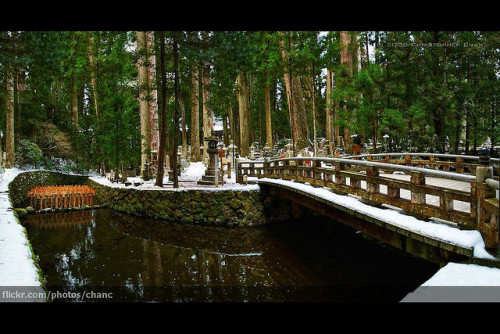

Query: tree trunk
[202,65,212,163]
[155,31,167,187]
[325,68,334,151]
[71,32,79,129]
[172,32,180,188]
[233,98,241,150]
[291,74,308,150]
[237,71,250,157]
[71,70,78,129]
[88,33,102,174]
[278,33,295,152]
[146,31,158,162]
[302,72,317,155]
[340,31,353,150]
[491,95,496,153]
[227,106,234,145]
[278,32,308,152]
[465,55,471,154]
[15,67,25,136]
[311,65,318,156]
[264,65,272,149]
[87,33,99,124]
[190,66,201,162]
[5,70,15,168]
[180,99,187,158]
[222,115,229,147]
[136,31,151,176]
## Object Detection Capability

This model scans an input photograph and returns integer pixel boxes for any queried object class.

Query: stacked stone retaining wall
[9,171,311,228]
[87,179,295,227]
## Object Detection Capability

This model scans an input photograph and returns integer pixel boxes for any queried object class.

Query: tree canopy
[0,31,498,174]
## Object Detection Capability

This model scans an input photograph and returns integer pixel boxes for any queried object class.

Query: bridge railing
[236,155,499,248]
[342,152,499,178]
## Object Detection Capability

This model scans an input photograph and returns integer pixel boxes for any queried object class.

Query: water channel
[21,208,439,302]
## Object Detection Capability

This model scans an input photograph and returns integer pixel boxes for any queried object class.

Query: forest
[0,31,498,180]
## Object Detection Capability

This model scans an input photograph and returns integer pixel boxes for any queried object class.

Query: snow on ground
[0,168,42,288]
[421,262,500,286]
[402,262,500,302]
[89,161,259,191]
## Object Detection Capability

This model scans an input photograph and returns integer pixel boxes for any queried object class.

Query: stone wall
[9,170,305,228]
[88,179,295,227]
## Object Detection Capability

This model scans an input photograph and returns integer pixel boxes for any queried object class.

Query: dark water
[22,208,439,302]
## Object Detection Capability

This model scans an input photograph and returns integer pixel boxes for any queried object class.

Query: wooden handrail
[341,152,499,178]
[236,156,498,233]
[269,157,476,182]
[342,152,500,162]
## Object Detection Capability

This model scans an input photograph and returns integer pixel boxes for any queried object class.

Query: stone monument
[197,131,222,185]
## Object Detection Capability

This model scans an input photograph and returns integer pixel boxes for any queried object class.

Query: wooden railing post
[283,160,290,179]
[350,174,361,191]
[475,155,496,247]
[410,171,426,205]
[440,192,454,213]
[456,157,464,174]
[405,154,411,166]
[366,165,380,195]
[334,162,346,187]
[292,159,298,179]
[429,155,436,169]
[312,159,321,185]
[387,183,400,199]
[360,165,381,206]
[409,171,427,220]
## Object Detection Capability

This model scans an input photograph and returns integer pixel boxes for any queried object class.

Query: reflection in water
[26,210,94,229]
[23,208,439,302]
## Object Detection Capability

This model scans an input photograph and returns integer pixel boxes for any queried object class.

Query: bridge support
[259,182,474,265]
[239,153,499,254]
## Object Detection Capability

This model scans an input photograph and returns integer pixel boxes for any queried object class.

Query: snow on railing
[236,155,498,236]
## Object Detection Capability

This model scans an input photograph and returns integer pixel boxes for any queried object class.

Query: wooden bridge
[236,153,499,263]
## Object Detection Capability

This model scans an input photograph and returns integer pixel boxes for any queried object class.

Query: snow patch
[0,168,42,286]
[421,262,500,286]
[90,161,259,192]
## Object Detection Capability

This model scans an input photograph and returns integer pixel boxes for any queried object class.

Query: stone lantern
[479,145,491,166]
[352,134,363,155]
[197,131,221,185]
[284,143,294,157]
[383,134,390,152]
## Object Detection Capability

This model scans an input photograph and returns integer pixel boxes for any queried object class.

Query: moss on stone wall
[88,179,271,227]
[9,171,298,228]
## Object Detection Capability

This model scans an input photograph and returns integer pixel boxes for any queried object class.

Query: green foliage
[14,139,44,168]
[2,30,498,170]
[381,108,408,138]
